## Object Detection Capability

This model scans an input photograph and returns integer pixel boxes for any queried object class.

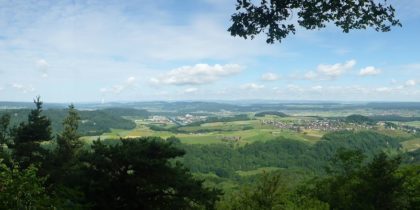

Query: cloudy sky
[0,0,419,102]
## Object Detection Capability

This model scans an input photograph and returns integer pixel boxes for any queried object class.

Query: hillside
[0,108,149,136]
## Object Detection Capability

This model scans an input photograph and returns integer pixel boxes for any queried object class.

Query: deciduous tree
[229,0,401,43]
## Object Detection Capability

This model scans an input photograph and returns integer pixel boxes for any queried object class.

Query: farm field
[401,138,420,152]
[78,112,420,155]
[397,121,420,128]
[81,117,323,146]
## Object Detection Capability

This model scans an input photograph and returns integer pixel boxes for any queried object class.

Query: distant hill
[101,108,150,118]
[0,108,149,136]
[370,115,420,122]
[345,114,375,124]
[3,100,420,113]
[255,111,288,117]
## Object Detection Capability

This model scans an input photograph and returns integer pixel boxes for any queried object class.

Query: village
[145,114,207,126]
[141,113,419,137]
[260,118,374,132]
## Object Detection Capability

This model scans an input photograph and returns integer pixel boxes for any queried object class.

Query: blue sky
[0,0,419,102]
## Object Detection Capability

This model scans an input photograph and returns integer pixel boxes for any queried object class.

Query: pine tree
[56,104,82,163]
[0,114,11,147]
[11,96,52,169]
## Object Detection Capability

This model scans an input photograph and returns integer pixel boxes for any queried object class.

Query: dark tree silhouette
[56,104,82,163]
[10,96,52,169]
[0,114,11,147]
[305,150,414,210]
[229,0,401,43]
[80,137,221,210]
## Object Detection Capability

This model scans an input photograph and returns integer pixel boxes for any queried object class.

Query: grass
[376,128,415,141]
[397,121,420,128]
[401,138,420,152]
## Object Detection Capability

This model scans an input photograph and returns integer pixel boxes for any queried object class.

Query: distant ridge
[255,111,288,117]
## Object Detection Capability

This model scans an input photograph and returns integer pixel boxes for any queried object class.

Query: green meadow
[81,115,326,146]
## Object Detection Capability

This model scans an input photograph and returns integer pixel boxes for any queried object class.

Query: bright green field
[81,117,323,145]
[80,115,418,148]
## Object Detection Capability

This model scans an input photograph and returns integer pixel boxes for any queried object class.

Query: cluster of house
[175,114,207,125]
[260,119,375,132]
[148,115,171,124]
[147,114,207,126]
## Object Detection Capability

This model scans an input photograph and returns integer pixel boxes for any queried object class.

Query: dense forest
[179,130,402,178]
[0,99,419,209]
[255,111,288,117]
[345,114,375,124]
[0,107,149,135]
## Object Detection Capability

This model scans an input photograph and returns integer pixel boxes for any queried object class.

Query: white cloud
[405,79,417,87]
[100,76,137,94]
[317,59,356,77]
[241,83,264,90]
[334,48,350,55]
[11,83,35,93]
[311,85,323,91]
[151,64,242,86]
[286,84,304,92]
[271,84,420,100]
[376,87,391,93]
[261,72,280,81]
[359,66,381,76]
[183,87,198,93]
[304,60,356,80]
[126,76,136,85]
[304,71,318,80]
[36,59,49,77]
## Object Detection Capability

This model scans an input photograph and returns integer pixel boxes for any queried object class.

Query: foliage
[398,165,420,209]
[56,104,83,163]
[219,150,419,210]
[404,148,420,164]
[217,170,328,210]
[217,172,291,210]
[303,150,419,210]
[79,137,221,210]
[255,111,288,117]
[0,163,55,209]
[180,130,401,178]
[371,115,420,122]
[0,108,139,136]
[345,114,375,124]
[46,104,86,206]
[229,0,401,43]
[0,113,11,146]
[9,96,52,169]
[2,98,420,210]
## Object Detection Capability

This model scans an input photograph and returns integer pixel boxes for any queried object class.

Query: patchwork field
[80,114,420,156]
[81,116,325,145]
